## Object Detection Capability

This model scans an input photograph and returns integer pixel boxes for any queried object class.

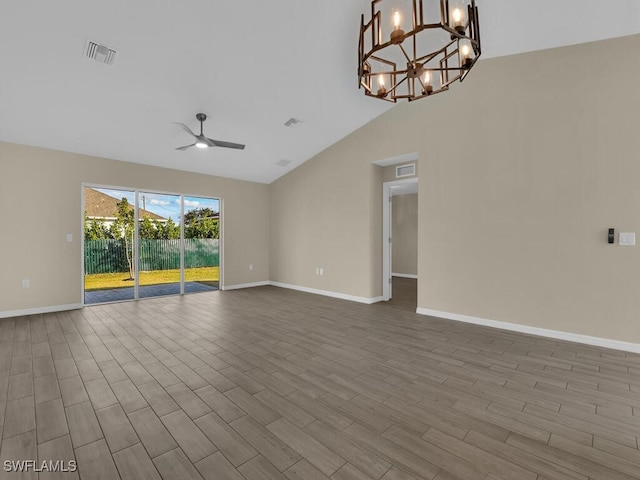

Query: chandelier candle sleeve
[450,4,467,34]
[377,74,387,96]
[390,10,405,43]
[422,71,433,94]
[358,0,481,103]
[459,39,473,68]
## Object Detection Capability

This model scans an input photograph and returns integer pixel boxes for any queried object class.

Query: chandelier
[358,0,481,102]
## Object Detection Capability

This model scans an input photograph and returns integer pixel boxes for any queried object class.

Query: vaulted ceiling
[1,1,639,183]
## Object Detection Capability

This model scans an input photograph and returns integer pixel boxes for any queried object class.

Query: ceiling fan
[174,113,245,151]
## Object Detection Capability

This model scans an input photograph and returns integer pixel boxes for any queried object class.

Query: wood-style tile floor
[1,282,640,480]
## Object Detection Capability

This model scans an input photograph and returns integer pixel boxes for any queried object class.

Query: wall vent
[85,40,117,65]
[396,163,415,178]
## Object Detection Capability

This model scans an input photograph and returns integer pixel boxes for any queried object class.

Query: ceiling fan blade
[207,137,246,150]
[173,122,197,138]
[175,143,196,151]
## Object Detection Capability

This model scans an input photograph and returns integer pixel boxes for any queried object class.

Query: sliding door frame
[81,183,222,305]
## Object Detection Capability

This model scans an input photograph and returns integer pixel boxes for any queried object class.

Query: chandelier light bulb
[460,42,473,68]
[377,74,387,97]
[451,5,466,34]
[390,9,405,43]
[422,71,433,94]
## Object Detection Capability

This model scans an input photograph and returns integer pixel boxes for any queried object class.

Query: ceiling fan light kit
[174,113,246,151]
[358,0,481,103]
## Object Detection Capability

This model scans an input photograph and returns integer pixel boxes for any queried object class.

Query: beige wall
[270,33,640,343]
[0,142,270,314]
[414,35,640,343]
[269,147,381,298]
[392,193,418,276]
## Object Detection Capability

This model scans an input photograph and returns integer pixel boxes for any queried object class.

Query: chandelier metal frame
[358,0,481,102]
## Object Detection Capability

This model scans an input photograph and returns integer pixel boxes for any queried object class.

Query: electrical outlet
[249,264,253,271]
[315,268,319,275]
[66,233,73,243]
[22,279,30,288]
[319,268,324,276]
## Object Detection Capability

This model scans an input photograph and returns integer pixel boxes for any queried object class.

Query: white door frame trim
[382,177,418,301]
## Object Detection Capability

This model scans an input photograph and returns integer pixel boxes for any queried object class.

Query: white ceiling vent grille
[396,163,415,178]
[85,40,117,65]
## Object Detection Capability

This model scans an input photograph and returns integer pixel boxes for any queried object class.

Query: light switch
[619,232,635,246]
[66,233,73,243]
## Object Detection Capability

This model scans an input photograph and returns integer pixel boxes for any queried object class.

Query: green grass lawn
[85,266,219,291]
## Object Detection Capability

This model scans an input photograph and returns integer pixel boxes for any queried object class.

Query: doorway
[382,177,418,302]
[83,185,220,304]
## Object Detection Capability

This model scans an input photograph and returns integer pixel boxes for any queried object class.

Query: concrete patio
[84,281,218,304]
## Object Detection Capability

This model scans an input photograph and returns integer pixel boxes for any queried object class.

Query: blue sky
[95,188,219,222]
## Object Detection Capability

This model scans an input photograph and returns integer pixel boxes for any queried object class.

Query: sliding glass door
[84,187,136,304]
[83,186,220,304]
[184,196,220,292]
[137,191,182,299]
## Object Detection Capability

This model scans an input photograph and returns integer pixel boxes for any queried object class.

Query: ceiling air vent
[396,163,415,178]
[284,118,302,127]
[85,40,117,65]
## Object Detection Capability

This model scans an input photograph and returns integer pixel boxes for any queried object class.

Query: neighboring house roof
[84,187,167,221]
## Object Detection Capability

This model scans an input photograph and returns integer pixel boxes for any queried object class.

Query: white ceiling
[2,1,639,184]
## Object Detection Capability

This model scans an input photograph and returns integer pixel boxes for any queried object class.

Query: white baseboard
[416,307,640,354]
[221,281,270,291]
[270,282,383,305]
[392,273,418,279]
[0,303,83,319]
